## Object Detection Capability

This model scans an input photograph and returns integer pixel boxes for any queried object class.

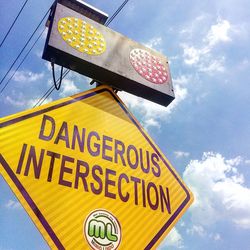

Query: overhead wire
[0,0,29,47]
[32,85,55,108]
[32,69,70,107]
[33,73,96,107]
[35,0,130,107]
[105,0,129,26]
[0,8,50,87]
[0,27,46,94]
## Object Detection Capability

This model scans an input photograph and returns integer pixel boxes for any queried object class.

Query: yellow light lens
[58,17,106,55]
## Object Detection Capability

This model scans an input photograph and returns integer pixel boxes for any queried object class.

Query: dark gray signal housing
[43,0,175,106]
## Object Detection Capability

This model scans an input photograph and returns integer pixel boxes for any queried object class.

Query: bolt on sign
[43,0,174,106]
[0,86,193,249]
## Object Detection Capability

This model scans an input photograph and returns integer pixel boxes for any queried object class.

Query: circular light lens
[129,48,168,84]
[58,16,106,56]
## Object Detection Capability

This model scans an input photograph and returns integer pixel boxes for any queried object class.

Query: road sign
[43,1,174,106]
[0,85,193,249]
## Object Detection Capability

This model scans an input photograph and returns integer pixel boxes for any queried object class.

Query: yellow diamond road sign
[0,85,193,249]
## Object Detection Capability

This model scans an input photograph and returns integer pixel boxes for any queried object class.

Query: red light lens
[130,49,168,84]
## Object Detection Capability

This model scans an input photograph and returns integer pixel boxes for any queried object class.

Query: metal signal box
[43,0,175,106]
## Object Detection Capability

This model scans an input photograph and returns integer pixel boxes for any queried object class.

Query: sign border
[0,86,191,249]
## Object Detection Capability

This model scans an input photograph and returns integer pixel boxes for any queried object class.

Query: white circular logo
[84,209,121,250]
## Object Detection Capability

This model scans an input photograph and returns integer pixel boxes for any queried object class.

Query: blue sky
[0,0,250,249]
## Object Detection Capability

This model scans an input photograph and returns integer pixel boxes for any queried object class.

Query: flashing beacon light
[130,49,168,84]
[58,17,106,55]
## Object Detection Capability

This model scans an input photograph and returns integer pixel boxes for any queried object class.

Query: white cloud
[4,96,26,107]
[42,28,48,40]
[174,151,190,159]
[186,224,206,237]
[226,156,243,166]
[245,160,250,165]
[45,61,51,72]
[46,69,87,95]
[158,227,184,249]
[45,61,65,76]
[181,18,233,74]
[4,94,53,108]
[183,152,250,229]
[163,84,187,115]
[27,97,53,108]
[180,221,185,227]
[212,233,221,241]
[186,224,222,241]
[182,44,209,66]
[5,199,22,209]
[172,75,190,86]
[35,49,43,58]
[198,58,225,73]
[237,58,250,71]
[195,92,209,104]
[59,79,80,97]
[144,37,162,50]
[126,2,135,15]
[118,84,187,129]
[13,70,44,82]
[181,43,225,73]
[205,19,232,46]
[180,14,208,37]
[144,118,160,129]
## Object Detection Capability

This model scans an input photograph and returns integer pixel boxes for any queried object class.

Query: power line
[0,8,50,87]
[33,69,70,107]
[33,85,54,107]
[0,28,46,94]
[105,0,129,26]
[0,0,29,47]
[35,0,130,107]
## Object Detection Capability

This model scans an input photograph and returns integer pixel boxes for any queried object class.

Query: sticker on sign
[0,85,193,249]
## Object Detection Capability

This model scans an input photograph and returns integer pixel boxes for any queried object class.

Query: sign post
[0,86,193,249]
